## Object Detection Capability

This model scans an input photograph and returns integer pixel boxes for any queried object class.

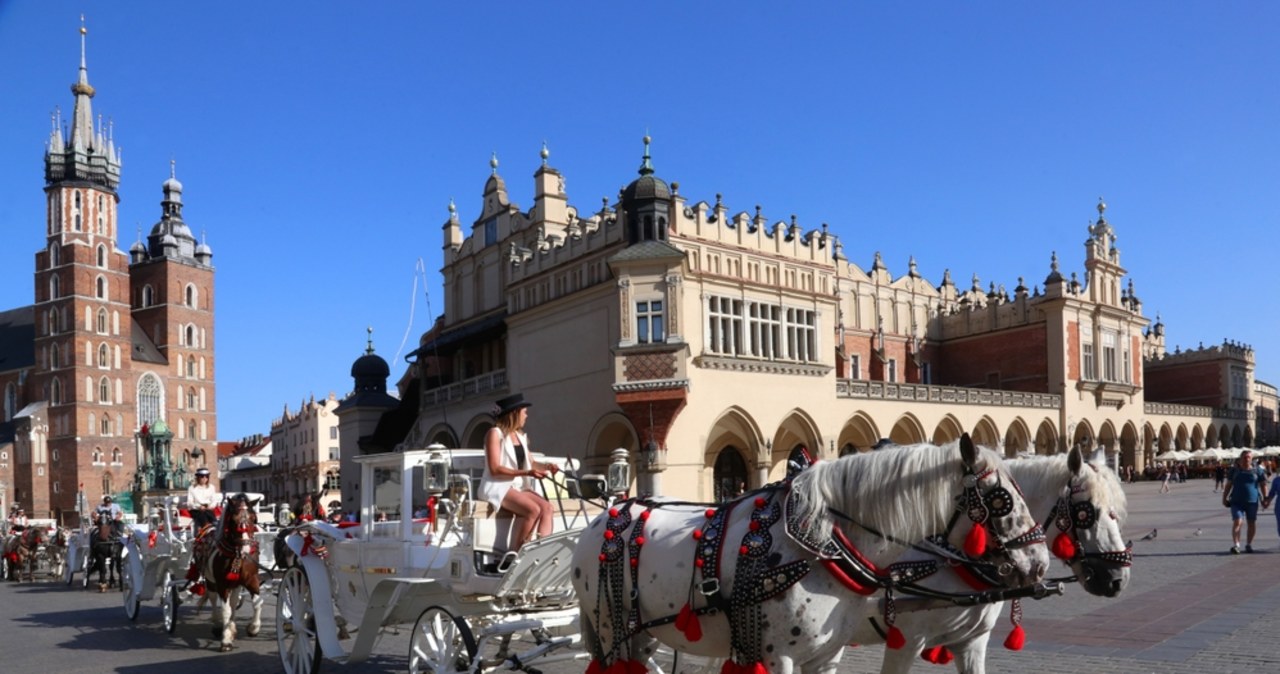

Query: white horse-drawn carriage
[121,493,277,636]
[276,445,631,674]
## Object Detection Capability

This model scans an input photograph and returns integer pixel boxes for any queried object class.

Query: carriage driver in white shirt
[187,467,219,530]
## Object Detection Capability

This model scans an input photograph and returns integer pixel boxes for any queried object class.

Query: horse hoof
[247,627,260,637]
[220,644,233,653]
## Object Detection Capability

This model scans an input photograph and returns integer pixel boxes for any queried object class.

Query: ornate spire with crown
[45,17,122,190]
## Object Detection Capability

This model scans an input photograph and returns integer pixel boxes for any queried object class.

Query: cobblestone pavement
[2,478,1276,673]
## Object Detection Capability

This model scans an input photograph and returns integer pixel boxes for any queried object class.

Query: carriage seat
[467,501,517,555]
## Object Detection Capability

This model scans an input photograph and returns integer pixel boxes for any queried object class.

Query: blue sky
[1,2,1276,442]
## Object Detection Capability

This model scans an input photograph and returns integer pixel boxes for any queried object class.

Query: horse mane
[789,439,996,546]
[1007,453,1128,520]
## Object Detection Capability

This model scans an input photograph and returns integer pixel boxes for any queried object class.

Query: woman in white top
[479,393,554,552]
[187,467,218,529]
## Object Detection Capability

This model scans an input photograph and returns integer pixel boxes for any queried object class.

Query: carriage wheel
[121,561,140,621]
[408,606,477,674]
[276,567,322,674]
[162,572,179,634]
[82,552,92,590]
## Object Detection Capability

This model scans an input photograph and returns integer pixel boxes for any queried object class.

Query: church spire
[70,16,96,152]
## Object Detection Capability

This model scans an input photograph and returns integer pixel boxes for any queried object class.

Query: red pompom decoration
[694,558,704,568]
[705,509,716,518]
[191,582,206,596]
[754,497,766,508]
[226,571,240,582]
[921,646,943,664]
[626,658,649,674]
[606,660,628,674]
[750,662,767,674]
[719,660,737,674]
[630,558,638,567]
[740,545,749,555]
[640,510,651,521]
[886,625,906,650]
[604,530,615,540]
[609,508,619,518]
[964,522,988,557]
[1052,531,1076,561]
[586,659,604,674]
[938,647,954,664]
[692,530,703,540]
[749,521,760,531]
[636,536,646,546]
[599,553,607,562]
[1003,624,1025,651]
[675,603,703,641]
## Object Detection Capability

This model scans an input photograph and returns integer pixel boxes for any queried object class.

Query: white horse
[863,445,1131,674]
[571,434,1050,674]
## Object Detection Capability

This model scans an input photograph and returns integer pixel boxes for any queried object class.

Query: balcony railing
[1143,402,1251,420]
[836,379,1061,409]
[423,369,509,408]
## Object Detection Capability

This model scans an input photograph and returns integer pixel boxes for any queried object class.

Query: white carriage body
[281,446,622,669]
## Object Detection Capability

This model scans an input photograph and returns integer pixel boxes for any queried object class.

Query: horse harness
[589,464,1044,674]
[1046,475,1133,572]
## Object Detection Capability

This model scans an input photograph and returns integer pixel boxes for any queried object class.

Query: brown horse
[197,493,263,652]
[3,526,48,582]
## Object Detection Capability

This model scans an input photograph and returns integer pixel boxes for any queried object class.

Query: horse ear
[1068,445,1084,476]
[1090,446,1107,466]
[960,433,978,469]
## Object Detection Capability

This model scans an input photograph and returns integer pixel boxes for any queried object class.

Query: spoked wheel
[121,561,140,621]
[277,567,322,674]
[81,553,92,590]
[162,572,179,634]
[408,606,477,674]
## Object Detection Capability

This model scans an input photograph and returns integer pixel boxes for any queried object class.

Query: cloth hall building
[0,27,217,523]
[342,139,1264,501]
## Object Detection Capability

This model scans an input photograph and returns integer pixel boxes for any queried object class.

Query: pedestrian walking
[1214,463,1226,492]
[1263,471,1280,547]
[1160,466,1172,493]
[1223,450,1268,554]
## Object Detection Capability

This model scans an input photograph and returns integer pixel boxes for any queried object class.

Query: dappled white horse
[862,445,1131,674]
[571,434,1050,674]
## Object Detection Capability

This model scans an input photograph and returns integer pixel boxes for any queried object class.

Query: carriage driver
[7,505,27,532]
[187,467,218,530]
[96,495,124,522]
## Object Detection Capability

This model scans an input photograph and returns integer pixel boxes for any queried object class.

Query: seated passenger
[478,393,555,554]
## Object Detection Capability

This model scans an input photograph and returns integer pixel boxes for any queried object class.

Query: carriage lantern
[422,444,450,494]
[607,448,631,496]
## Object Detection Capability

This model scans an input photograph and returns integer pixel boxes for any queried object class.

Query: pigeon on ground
[1140,528,1158,541]
[1193,528,1202,537]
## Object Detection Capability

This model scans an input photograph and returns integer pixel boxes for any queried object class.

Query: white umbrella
[1153,452,1177,463]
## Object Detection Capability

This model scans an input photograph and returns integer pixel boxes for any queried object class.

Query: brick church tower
[1,22,217,523]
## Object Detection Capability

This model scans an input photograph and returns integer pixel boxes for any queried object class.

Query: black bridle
[1048,479,1133,569]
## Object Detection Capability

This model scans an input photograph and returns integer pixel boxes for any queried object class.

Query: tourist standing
[1223,450,1268,553]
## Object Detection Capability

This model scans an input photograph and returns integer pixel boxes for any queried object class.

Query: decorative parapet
[836,379,1061,409]
[422,370,509,408]
[1142,402,1212,418]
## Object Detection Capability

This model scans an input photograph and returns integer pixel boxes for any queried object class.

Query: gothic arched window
[99,377,111,404]
[96,276,107,299]
[97,244,107,268]
[137,373,162,427]
[97,308,108,334]
[98,343,109,368]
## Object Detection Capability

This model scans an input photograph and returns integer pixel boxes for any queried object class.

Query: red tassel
[606,661,628,674]
[750,662,767,674]
[226,571,240,582]
[626,658,648,674]
[191,583,206,596]
[886,625,906,650]
[683,610,703,642]
[937,647,953,664]
[675,603,692,630]
[585,659,603,674]
[921,646,943,663]
[964,522,988,557]
[1052,531,1076,561]
[719,661,736,674]
[1003,624,1025,651]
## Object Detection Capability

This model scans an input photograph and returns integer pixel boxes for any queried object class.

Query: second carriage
[277,445,631,674]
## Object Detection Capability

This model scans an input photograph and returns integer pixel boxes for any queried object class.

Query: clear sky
[1,2,1276,442]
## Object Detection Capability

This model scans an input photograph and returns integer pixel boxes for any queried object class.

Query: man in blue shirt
[1223,450,1269,553]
